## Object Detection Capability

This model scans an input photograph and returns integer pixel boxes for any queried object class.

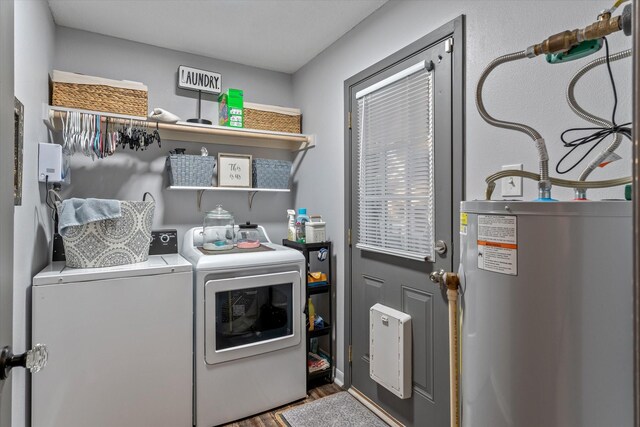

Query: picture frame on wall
[14,97,24,206]
[217,153,252,188]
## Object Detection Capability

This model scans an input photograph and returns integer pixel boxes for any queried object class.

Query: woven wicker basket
[244,102,301,134]
[51,70,148,117]
[252,158,292,189]
[166,154,217,187]
[52,191,155,268]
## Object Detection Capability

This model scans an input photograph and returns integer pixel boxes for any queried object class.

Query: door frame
[342,15,465,388]
[0,0,15,423]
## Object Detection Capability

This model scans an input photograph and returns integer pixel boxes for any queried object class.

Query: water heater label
[477,215,517,276]
[460,213,468,235]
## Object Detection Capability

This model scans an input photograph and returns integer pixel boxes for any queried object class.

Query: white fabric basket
[53,192,155,268]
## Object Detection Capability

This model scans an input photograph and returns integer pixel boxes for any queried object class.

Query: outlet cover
[501,163,523,197]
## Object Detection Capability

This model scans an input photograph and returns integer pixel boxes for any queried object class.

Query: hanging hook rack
[43,104,314,151]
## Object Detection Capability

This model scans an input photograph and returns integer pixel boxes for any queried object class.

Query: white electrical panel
[369,303,412,399]
[38,143,70,183]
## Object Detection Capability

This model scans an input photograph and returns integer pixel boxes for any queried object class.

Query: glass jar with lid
[203,205,235,251]
[237,222,260,249]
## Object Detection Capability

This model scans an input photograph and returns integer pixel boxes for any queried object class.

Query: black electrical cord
[44,175,54,211]
[44,175,61,230]
[556,37,632,175]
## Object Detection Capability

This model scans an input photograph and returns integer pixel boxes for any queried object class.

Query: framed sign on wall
[218,153,252,188]
[14,97,23,206]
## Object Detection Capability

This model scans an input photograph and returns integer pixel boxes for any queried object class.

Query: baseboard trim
[348,387,404,427]
[334,368,345,388]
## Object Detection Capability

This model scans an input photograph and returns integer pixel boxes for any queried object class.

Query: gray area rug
[279,391,389,427]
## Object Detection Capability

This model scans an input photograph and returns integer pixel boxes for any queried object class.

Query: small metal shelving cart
[282,239,333,389]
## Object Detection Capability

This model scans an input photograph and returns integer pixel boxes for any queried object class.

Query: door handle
[0,343,48,380]
[429,269,446,286]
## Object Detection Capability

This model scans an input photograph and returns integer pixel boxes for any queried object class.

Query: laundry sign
[177,65,221,94]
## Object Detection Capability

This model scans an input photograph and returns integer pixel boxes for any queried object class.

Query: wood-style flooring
[222,382,343,427]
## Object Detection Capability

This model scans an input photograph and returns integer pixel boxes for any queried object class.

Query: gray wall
[13,1,55,426]
[291,0,633,382]
[54,27,298,243]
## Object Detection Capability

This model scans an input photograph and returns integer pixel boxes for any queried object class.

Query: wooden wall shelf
[167,186,289,193]
[166,186,290,210]
[44,105,315,152]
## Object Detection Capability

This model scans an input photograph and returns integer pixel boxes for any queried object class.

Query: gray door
[346,20,463,426]
[0,0,14,423]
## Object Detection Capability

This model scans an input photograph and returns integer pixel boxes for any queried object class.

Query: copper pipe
[529,13,623,57]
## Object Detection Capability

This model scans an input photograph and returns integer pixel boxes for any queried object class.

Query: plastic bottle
[296,208,310,243]
[295,221,304,243]
[308,298,315,331]
[287,209,296,241]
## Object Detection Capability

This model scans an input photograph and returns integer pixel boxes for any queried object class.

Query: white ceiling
[47,0,387,74]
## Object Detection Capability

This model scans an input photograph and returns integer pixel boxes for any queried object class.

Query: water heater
[459,201,632,427]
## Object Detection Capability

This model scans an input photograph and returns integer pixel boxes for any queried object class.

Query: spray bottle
[287,209,296,241]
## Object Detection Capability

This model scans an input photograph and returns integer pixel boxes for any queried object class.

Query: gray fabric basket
[252,158,292,189]
[167,154,216,187]
[53,193,155,268]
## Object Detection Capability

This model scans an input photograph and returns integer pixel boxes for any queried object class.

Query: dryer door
[204,271,302,365]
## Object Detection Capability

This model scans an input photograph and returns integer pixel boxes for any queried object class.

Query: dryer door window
[204,271,302,365]
[215,283,292,351]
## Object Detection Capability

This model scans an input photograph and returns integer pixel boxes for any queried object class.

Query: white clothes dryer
[181,226,306,427]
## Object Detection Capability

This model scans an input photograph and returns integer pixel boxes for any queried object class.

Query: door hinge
[348,111,352,129]
[445,37,454,53]
[347,228,352,247]
[348,345,352,363]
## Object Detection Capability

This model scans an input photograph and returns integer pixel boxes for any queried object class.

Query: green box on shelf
[218,89,244,128]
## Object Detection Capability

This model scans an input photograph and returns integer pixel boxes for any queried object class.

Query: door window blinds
[356,60,435,262]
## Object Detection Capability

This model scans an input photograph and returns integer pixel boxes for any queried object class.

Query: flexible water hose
[485,169,631,199]
[567,49,632,198]
[476,51,551,198]
[445,273,461,427]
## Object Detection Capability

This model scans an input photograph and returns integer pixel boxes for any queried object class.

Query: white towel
[57,198,121,236]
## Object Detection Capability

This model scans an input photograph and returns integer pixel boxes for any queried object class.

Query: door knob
[429,269,445,285]
[0,343,48,380]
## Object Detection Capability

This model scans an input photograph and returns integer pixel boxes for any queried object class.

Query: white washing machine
[181,226,306,427]
[31,254,193,427]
